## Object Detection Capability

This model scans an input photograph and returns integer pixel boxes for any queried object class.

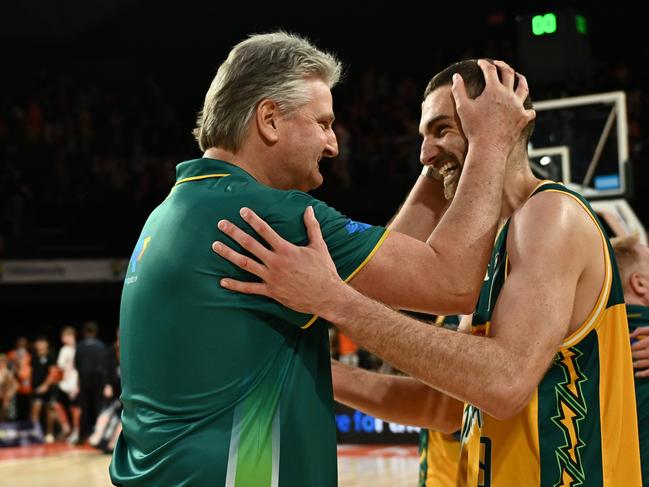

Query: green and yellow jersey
[626,304,649,485]
[419,315,461,487]
[109,158,388,487]
[419,429,461,487]
[457,182,641,487]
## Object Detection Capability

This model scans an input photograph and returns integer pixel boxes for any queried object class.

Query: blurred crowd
[0,321,121,452]
[3,51,646,260]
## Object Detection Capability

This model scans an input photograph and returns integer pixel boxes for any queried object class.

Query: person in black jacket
[74,321,106,442]
[89,327,121,452]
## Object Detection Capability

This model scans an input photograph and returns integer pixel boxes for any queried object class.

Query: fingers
[633,350,649,362]
[212,241,267,278]
[514,73,530,100]
[631,335,649,351]
[450,73,468,107]
[304,206,326,251]
[217,218,272,262]
[633,358,649,370]
[630,326,649,338]
[636,368,649,379]
[239,207,289,251]
[477,59,499,88]
[493,60,515,89]
[220,278,269,296]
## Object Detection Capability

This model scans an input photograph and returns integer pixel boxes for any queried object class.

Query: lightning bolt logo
[551,347,588,486]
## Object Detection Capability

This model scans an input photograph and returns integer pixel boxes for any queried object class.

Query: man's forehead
[420,87,455,128]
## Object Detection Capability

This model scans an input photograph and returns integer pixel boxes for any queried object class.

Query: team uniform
[627,304,649,485]
[457,182,641,486]
[419,429,461,487]
[109,158,388,486]
[419,315,461,487]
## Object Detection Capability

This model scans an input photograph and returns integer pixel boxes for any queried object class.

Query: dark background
[2,0,648,347]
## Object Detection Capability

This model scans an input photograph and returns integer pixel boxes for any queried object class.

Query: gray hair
[193,31,342,152]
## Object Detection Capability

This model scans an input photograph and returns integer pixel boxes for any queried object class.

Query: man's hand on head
[452,59,535,154]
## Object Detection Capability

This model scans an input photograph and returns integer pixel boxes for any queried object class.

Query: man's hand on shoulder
[213,206,349,318]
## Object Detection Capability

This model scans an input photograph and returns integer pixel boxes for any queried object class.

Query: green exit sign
[532,13,557,35]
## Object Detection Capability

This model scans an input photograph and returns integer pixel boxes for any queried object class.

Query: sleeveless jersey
[457,182,641,487]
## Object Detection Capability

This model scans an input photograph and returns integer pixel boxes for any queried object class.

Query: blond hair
[611,234,641,293]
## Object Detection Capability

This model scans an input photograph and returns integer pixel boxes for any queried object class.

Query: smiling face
[419,86,468,200]
[275,78,339,192]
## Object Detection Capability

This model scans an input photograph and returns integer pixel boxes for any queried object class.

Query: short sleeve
[221,188,388,329]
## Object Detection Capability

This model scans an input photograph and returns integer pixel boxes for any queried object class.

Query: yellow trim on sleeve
[343,229,391,283]
[300,229,391,330]
[301,314,319,330]
[174,173,230,186]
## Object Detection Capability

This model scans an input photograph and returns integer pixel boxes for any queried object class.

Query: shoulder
[507,188,599,264]
[512,189,597,241]
[245,184,344,223]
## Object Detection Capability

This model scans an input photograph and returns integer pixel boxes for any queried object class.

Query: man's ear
[256,99,280,144]
[630,272,649,299]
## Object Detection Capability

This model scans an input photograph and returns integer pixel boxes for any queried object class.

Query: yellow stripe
[300,229,391,330]
[300,314,319,330]
[539,189,613,348]
[174,173,230,186]
[344,230,391,283]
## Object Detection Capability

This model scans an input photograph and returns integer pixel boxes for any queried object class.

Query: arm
[339,194,596,418]
[386,172,448,240]
[214,192,593,419]
[332,360,463,434]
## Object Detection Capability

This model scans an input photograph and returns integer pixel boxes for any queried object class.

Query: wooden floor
[0,443,419,486]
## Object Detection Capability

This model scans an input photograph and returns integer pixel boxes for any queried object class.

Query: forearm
[333,361,462,432]
[325,284,523,419]
[426,143,507,298]
[387,174,448,241]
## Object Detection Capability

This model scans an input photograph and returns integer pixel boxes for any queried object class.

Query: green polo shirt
[627,304,649,485]
[109,158,388,487]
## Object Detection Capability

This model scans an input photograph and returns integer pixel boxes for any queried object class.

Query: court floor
[0,443,419,486]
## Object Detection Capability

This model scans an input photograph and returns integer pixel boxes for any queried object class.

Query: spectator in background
[103,328,121,407]
[74,321,106,442]
[8,337,32,421]
[89,327,122,453]
[52,326,81,444]
[31,336,56,443]
[612,234,649,484]
[0,353,18,420]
